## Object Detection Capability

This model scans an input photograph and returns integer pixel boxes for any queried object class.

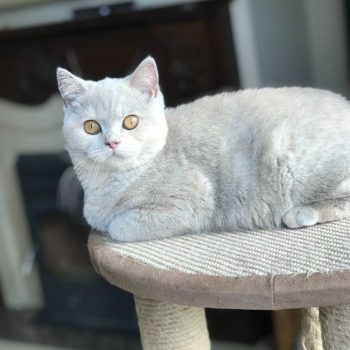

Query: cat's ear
[56,68,86,108]
[129,56,158,98]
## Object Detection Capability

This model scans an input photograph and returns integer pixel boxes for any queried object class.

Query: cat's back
[166,87,349,125]
[165,87,350,150]
[162,87,350,187]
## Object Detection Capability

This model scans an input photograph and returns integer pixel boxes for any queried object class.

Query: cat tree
[88,218,350,350]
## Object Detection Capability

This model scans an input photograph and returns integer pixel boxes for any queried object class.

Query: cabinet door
[0,40,67,104]
[0,0,239,106]
[70,27,149,80]
[150,20,216,106]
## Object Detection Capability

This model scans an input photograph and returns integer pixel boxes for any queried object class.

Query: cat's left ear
[56,68,86,108]
[129,56,158,98]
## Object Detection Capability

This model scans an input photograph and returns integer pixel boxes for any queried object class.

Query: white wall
[234,0,350,95]
[304,0,349,95]
[248,0,312,87]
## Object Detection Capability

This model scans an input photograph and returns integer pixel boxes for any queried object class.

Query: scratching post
[301,307,323,350]
[88,218,350,349]
[319,305,350,350]
[134,297,210,350]
[301,305,350,350]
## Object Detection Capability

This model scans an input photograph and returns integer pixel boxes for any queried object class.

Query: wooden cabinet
[0,0,239,106]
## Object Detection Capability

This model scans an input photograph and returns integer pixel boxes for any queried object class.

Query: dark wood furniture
[0,0,239,107]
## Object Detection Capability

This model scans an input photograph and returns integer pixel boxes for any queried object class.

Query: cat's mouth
[108,148,126,159]
[105,141,126,159]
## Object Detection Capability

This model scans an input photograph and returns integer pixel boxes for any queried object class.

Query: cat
[57,56,350,242]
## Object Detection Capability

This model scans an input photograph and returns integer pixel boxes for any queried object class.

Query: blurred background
[0,0,347,349]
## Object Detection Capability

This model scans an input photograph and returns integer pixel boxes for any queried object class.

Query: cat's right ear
[56,68,85,108]
[128,57,158,98]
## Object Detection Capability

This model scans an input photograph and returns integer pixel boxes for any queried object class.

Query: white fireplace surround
[0,95,64,308]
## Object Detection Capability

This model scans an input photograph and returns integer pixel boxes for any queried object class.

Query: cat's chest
[82,174,136,231]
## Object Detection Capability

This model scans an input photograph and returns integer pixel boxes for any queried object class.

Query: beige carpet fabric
[109,219,350,277]
[88,219,350,309]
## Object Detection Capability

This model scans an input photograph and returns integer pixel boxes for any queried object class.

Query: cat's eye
[84,120,101,135]
[122,115,139,130]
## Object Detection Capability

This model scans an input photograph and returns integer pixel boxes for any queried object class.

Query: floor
[0,308,274,350]
[0,340,68,350]
[0,339,272,350]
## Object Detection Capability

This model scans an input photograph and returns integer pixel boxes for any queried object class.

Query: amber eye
[122,115,139,130]
[84,120,101,135]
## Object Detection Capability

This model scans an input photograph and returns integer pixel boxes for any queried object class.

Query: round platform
[88,219,350,310]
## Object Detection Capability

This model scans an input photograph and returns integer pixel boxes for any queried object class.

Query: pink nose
[105,141,119,150]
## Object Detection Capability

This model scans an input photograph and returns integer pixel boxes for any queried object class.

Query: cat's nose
[105,140,120,150]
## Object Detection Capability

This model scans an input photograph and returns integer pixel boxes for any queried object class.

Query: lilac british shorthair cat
[57,57,350,242]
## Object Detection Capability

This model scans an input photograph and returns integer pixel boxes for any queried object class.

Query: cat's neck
[73,156,153,195]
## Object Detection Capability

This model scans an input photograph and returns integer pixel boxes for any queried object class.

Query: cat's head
[57,57,167,172]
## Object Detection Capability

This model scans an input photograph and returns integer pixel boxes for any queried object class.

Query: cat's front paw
[282,206,319,229]
[108,212,154,242]
[108,218,136,242]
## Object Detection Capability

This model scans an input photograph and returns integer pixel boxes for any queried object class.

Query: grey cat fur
[57,57,350,242]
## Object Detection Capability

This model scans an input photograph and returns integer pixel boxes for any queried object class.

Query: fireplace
[17,153,138,333]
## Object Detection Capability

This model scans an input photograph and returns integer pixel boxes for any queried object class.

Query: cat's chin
[101,154,144,173]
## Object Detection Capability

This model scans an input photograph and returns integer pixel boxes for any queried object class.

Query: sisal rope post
[134,296,210,350]
[301,307,323,350]
[319,305,350,350]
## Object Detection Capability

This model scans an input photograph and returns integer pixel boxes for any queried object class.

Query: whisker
[87,162,95,188]
[75,159,94,182]
[91,161,100,188]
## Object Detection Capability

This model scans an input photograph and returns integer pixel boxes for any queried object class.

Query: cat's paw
[108,218,135,242]
[108,212,151,242]
[282,206,319,229]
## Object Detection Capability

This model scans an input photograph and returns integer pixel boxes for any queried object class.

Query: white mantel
[0,95,64,308]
